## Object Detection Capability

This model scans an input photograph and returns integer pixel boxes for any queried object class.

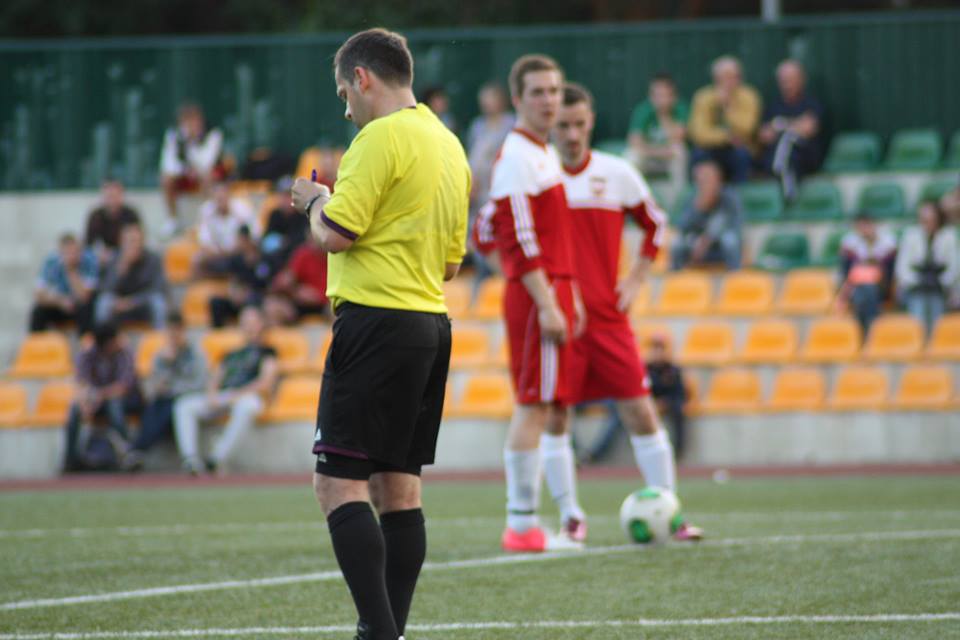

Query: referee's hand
[291,178,331,215]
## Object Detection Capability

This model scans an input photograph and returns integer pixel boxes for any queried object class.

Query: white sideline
[2,613,960,638]
[2,528,959,612]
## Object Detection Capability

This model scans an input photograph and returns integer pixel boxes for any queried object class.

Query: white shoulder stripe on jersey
[476,201,496,245]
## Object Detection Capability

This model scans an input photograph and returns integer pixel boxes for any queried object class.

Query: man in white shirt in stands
[194,181,259,277]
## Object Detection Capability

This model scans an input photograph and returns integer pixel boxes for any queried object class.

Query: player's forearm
[520,269,559,310]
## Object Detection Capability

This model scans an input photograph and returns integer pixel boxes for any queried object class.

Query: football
[619,486,682,544]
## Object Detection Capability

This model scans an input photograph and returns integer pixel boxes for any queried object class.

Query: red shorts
[569,323,651,404]
[504,277,576,406]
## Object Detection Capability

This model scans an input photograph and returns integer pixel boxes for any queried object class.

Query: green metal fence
[1,11,958,190]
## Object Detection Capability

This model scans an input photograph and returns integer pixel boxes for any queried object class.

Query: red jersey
[288,244,329,305]
[474,129,573,280]
[561,150,665,329]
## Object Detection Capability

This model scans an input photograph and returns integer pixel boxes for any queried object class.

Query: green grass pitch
[1,474,958,639]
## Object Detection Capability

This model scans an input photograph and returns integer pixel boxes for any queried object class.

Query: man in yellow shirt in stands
[291,28,470,640]
[689,55,762,183]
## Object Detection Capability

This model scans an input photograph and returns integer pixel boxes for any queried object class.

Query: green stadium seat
[786,178,844,221]
[755,233,810,271]
[595,138,627,157]
[946,130,960,169]
[814,228,846,268]
[856,181,907,219]
[736,181,783,222]
[884,128,943,171]
[822,131,882,173]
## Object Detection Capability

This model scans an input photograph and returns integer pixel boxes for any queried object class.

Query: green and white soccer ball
[619,486,682,544]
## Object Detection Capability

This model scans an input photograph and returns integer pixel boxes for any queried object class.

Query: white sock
[630,430,676,492]
[540,433,585,523]
[504,448,541,532]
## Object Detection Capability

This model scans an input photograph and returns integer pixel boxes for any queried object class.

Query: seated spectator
[689,56,761,183]
[29,233,98,334]
[838,212,897,333]
[160,102,227,236]
[646,335,688,461]
[209,226,273,327]
[422,86,457,133]
[627,72,689,195]
[173,306,278,474]
[941,181,960,224]
[671,161,743,270]
[261,176,309,272]
[264,236,329,325]
[195,181,259,277]
[84,178,141,267]
[895,200,959,335]
[63,323,143,472]
[122,312,206,471]
[95,223,168,329]
[758,60,824,201]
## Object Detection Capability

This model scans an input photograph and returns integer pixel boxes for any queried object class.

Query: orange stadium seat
[765,368,825,412]
[257,193,283,231]
[699,368,761,414]
[263,376,322,423]
[776,269,835,315]
[135,331,166,377]
[678,322,735,366]
[310,332,334,372]
[8,332,73,378]
[800,316,861,363]
[891,365,953,410]
[295,147,324,180]
[926,313,960,360]
[626,281,653,319]
[740,319,798,364]
[862,314,924,362]
[653,271,712,316]
[443,279,471,319]
[633,322,674,354]
[447,373,513,419]
[264,328,311,373]
[450,326,493,370]
[490,338,509,368]
[0,383,28,427]
[163,239,199,285]
[715,271,774,316]
[25,381,75,426]
[828,365,890,411]
[200,330,245,368]
[472,277,505,320]
[182,281,230,327]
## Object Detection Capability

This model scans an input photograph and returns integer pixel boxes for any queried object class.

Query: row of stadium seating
[2,360,957,429]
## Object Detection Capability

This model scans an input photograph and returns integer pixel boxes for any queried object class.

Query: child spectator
[838,212,897,333]
[95,223,168,329]
[627,72,689,195]
[646,335,689,461]
[29,233,98,334]
[672,160,743,270]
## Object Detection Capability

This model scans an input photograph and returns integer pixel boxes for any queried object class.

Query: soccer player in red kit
[545,82,702,542]
[474,55,586,553]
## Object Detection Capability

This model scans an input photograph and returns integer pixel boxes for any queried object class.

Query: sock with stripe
[630,429,677,492]
[540,432,585,524]
[504,448,541,532]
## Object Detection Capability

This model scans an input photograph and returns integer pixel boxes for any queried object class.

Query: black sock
[380,508,426,635]
[326,502,398,640]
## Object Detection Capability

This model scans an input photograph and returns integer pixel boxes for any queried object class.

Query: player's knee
[544,407,570,435]
[619,398,659,435]
[370,474,421,513]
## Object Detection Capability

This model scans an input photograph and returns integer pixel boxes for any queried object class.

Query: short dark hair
[509,54,562,99]
[562,82,594,109]
[93,322,118,349]
[334,28,414,87]
[166,311,184,328]
[650,72,675,87]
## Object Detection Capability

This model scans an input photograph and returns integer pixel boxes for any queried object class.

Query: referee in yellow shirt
[291,28,470,640]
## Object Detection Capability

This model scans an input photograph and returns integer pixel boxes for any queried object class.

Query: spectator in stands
[466,82,515,215]
[646,334,688,461]
[194,181,259,277]
[95,223,168,329]
[63,322,142,472]
[160,102,227,236]
[758,60,824,201]
[29,233,98,334]
[941,181,960,224]
[264,235,329,325]
[689,55,761,183]
[895,200,959,334]
[122,312,206,471]
[422,86,457,133]
[84,178,141,267]
[671,160,743,270]
[838,212,897,333]
[627,72,689,195]
[261,176,309,272]
[209,225,273,327]
[173,305,278,474]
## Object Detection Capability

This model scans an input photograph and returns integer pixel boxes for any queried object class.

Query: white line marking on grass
[2,613,960,638]
[3,509,959,539]
[3,528,959,612]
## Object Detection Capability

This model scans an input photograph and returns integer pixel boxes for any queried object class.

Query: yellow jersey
[321,103,471,313]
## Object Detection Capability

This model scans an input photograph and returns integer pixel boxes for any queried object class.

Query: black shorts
[313,302,452,480]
